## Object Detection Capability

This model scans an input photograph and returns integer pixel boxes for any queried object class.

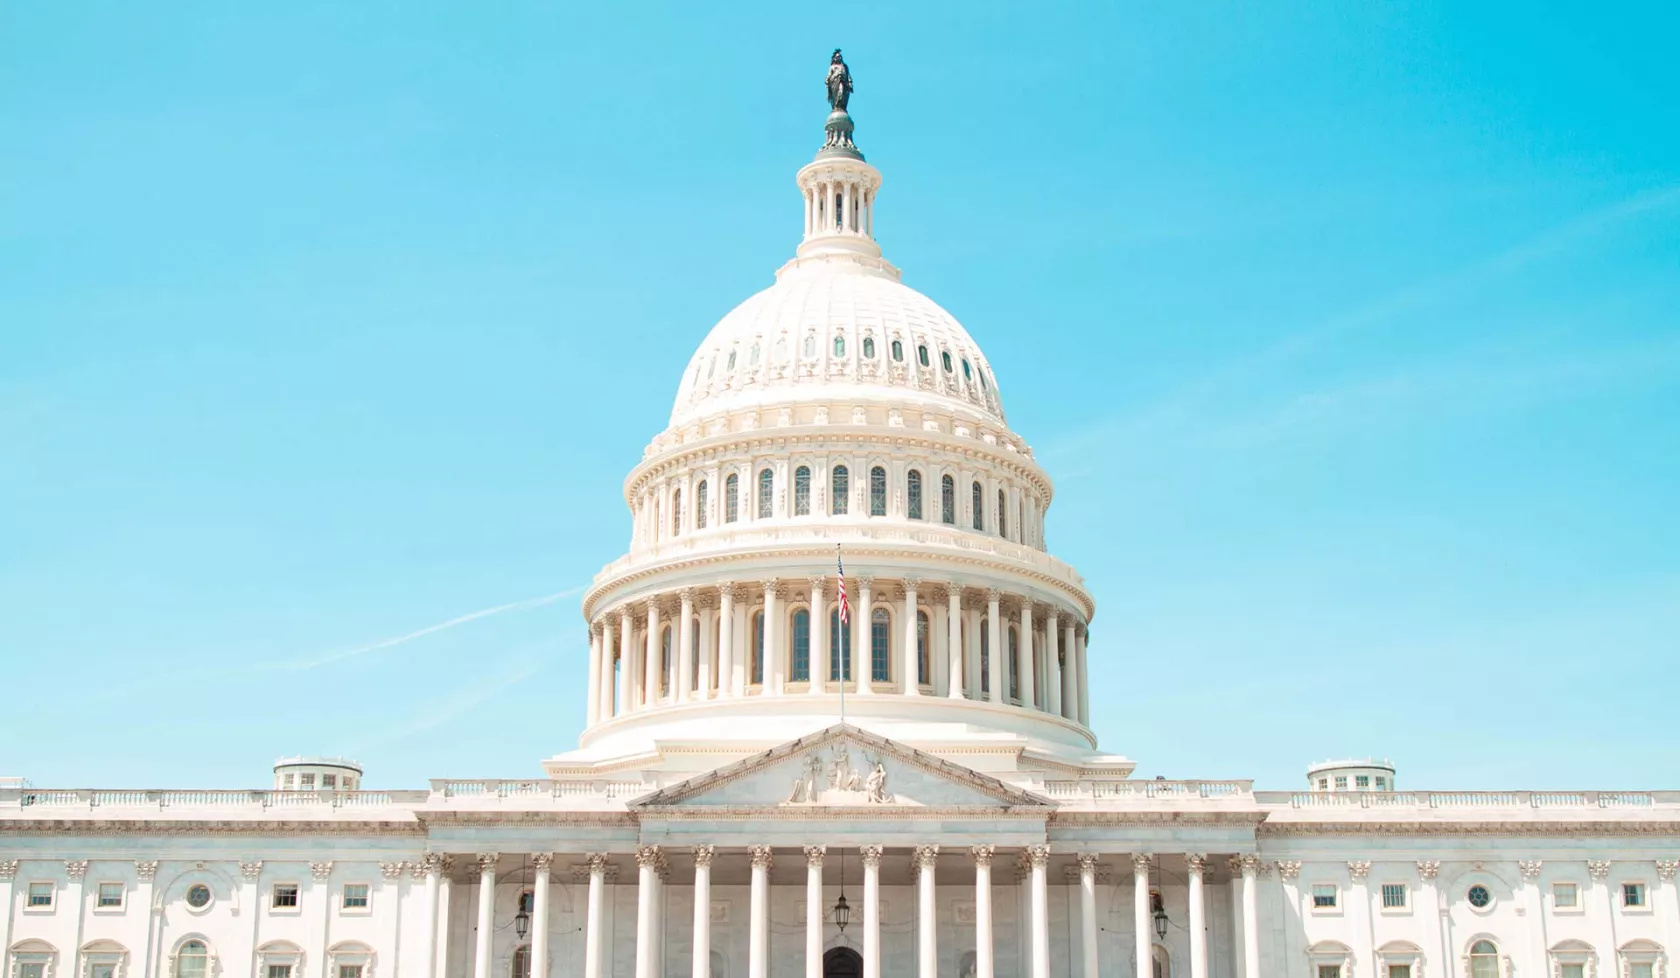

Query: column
[584,855,607,978]
[1187,855,1208,978]
[1241,856,1261,978]
[1028,845,1050,978]
[986,590,1003,704]
[473,854,497,978]
[841,182,852,233]
[418,855,441,978]
[915,846,939,978]
[971,847,995,978]
[1078,855,1099,978]
[600,621,617,720]
[762,580,782,695]
[805,847,826,978]
[618,613,635,715]
[696,601,714,700]
[635,847,660,978]
[1044,612,1061,717]
[1076,625,1090,724]
[862,846,884,978]
[1019,602,1036,709]
[531,854,552,978]
[586,625,604,725]
[809,577,828,693]
[902,578,921,694]
[748,846,773,978]
[718,585,736,699]
[1060,622,1076,720]
[855,577,873,694]
[946,584,964,698]
[690,848,714,978]
[676,589,695,703]
[436,859,454,978]
[643,599,661,706]
[1227,859,1245,978]
[1132,854,1151,978]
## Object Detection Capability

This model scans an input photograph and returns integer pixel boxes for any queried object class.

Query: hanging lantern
[1152,905,1168,939]
[832,893,851,932]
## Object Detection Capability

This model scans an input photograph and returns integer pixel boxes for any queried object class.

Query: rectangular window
[322,774,337,789]
[1375,776,1388,790]
[340,967,364,978]
[792,610,811,683]
[1387,966,1411,978]
[1355,775,1369,788]
[1380,883,1407,909]
[97,882,125,907]
[20,965,44,978]
[1553,882,1578,908]
[272,883,300,909]
[1334,775,1347,789]
[870,610,891,682]
[269,966,294,978]
[1317,777,1329,790]
[1317,966,1342,978]
[27,882,53,907]
[1623,882,1647,907]
[1560,965,1585,978]
[342,883,370,909]
[283,773,295,788]
[92,964,117,978]
[1312,884,1338,909]
[1630,964,1654,978]
[299,773,315,788]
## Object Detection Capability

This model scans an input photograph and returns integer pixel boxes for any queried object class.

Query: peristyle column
[902,578,921,694]
[1078,854,1099,978]
[1187,854,1208,978]
[1060,621,1076,720]
[1132,854,1151,978]
[862,845,883,978]
[1240,855,1261,978]
[809,576,828,693]
[586,625,603,725]
[971,846,995,978]
[762,580,782,694]
[1044,611,1061,717]
[584,854,607,978]
[634,846,660,978]
[946,584,964,698]
[915,846,939,978]
[473,854,498,978]
[1028,845,1050,978]
[855,577,873,694]
[530,854,552,978]
[618,612,635,715]
[643,598,661,707]
[692,847,714,978]
[676,589,695,703]
[1019,602,1036,709]
[418,854,441,978]
[748,846,773,978]
[986,590,1003,703]
[805,847,826,978]
[718,584,736,699]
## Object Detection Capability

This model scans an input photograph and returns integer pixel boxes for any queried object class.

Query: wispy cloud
[262,584,586,672]
[342,637,563,753]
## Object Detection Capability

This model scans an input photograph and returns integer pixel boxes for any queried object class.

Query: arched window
[725,474,739,523]
[671,489,682,535]
[696,480,709,529]
[939,475,955,524]
[870,608,891,682]
[979,622,990,694]
[997,489,1007,538]
[692,618,702,688]
[511,945,531,978]
[891,340,903,361]
[962,358,972,381]
[791,609,811,682]
[832,466,849,515]
[918,345,930,367]
[906,470,923,520]
[794,466,811,516]
[972,481,984,530]
[829,609,851,681]
[834,335,846,357]
[863,337,876,359]
[758,468,774,519]
[660,626,672,698]
[750,612,764,686]
[727,349,737,371]
[916,611,930,685]
[942,350,953,372]
[749,342,760,366]
[979,369,989,391]
[1008,626,1020,701]
[176,942,209,978]
[869,466,887,516]
[1468,941,1499,978]
[1150,946,1168,978]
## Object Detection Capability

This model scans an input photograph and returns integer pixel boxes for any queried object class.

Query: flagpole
[837,543,846,727]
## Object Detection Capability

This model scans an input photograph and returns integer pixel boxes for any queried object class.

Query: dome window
[727,350,737,371]
[834,336,846,357]
[971,481,984,530]
[941,475,955,524]
[918,345,930,367]
[725,474,740,523]
[757,468,774,518]
[804,334,816,358]
[906,470,923,520]
[997,488,1007,537]
[869,466,887,516]
[706,356,716,379]
[862,337,875,359]
[794,466,811,516]
[962,358,972,381]
[941,351,953,372]
[696,480,709,529]
[750,342,761,366]
[978,370,988,391]
[671,488,683,535]
[831,466,849,515]
[891,340,903,362]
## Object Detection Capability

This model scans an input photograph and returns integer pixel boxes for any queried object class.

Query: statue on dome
[826,49,853,112]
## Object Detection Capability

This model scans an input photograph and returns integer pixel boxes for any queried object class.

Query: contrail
[266,584,587,672]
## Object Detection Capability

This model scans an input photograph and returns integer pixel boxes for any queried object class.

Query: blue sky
[3,3,1676,790]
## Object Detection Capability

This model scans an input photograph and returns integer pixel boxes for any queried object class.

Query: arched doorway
[823,947,862,978]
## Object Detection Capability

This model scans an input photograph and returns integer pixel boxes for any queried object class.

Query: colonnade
[584,579,1091,728]
[803,177,874,239]
[423,848,1263,978]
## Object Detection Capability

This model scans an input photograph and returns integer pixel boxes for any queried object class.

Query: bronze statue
[826,49,853,112]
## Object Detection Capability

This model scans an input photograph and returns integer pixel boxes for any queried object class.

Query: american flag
[836,547,850,625]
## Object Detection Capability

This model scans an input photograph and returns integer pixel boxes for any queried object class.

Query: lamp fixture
[833,848,850,932]
[514,855,531,940]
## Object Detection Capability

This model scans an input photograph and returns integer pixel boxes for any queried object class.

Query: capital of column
[476,853,499,874]
[693,846,716,869]
[856,575,874,588]
[644,596,660,614]
[809,575,827,596]
[914,845,939,869]
[986,587,1002,603]
[65,860,89,880]
[586,853,610,875]
[1518,860,1544,882]
[1027,845,1051,869]
[903,577,921,591]
[1276,860,1301,881]
[1415,860,1439,880]
[533,853,555,872]
[1186,854,1206,878]
[678,587,695,603]
[860,845,883,869]
[636,846,662,869]
[805,845,827,868]
[1240,854,1262,877]
[1131,853,1151,876]
[970,845,995,867]
[1347,860,1371,882]
[749,845,774,869]
[1077,853,1099,877]
[1587,860,1612,881]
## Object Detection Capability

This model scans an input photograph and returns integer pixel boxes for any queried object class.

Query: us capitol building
[5,52,1676,978]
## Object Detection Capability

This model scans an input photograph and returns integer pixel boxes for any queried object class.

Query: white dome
[669,258,1006,429]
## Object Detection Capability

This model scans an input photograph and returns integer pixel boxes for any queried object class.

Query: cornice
[0,820,425,836]
[1258,820,1680,837]
[631,806,1048,821]
[1049,812,1268,828]
[415,812,637,828]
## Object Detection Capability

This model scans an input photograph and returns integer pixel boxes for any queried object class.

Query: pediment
[633,724,1048,810]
